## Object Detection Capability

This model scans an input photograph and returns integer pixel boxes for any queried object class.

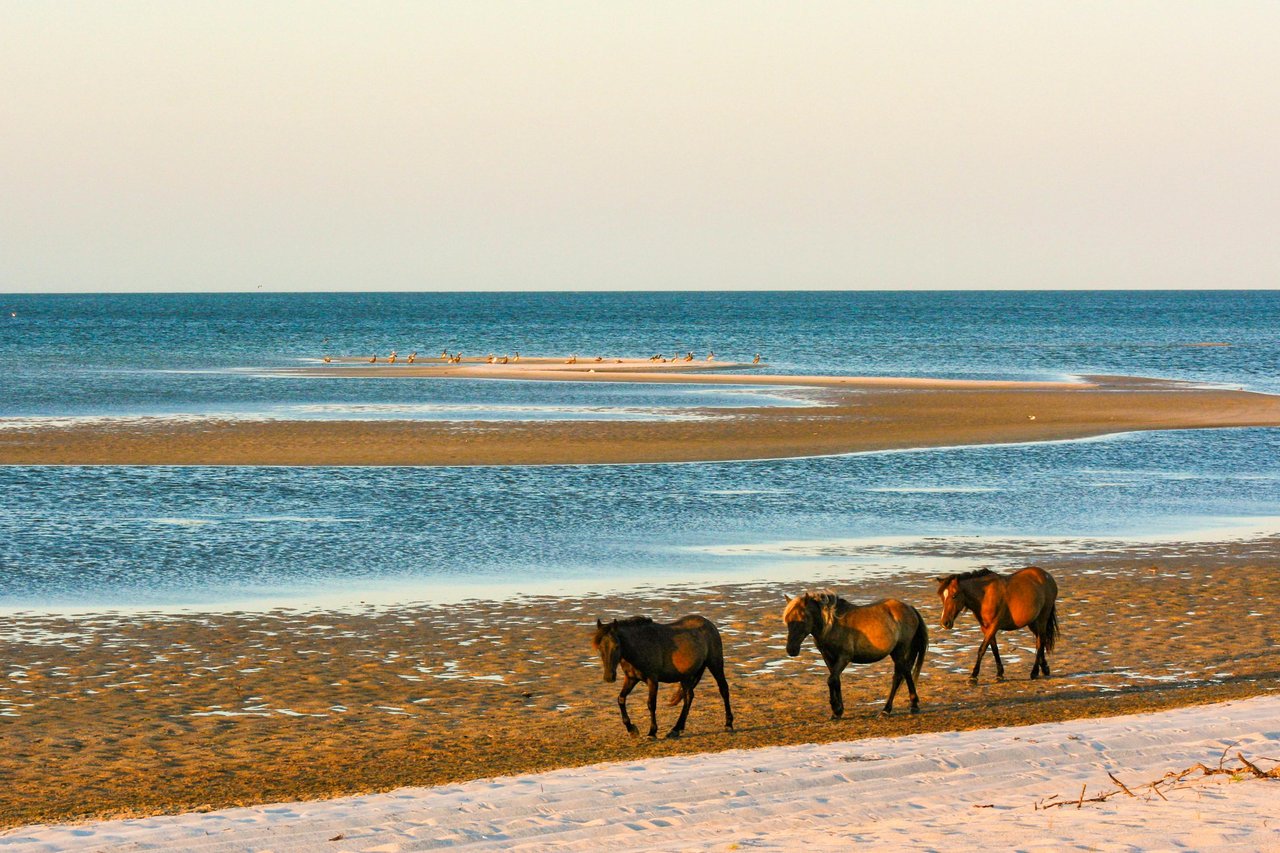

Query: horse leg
[708,659,734,731]
[616,675,640,736]
[903,661,920,713]
[989,635,1005,682]
[882,663,904,716]
[827,658,848,720]
[890,645,920,714]
[1032,624,1051,678]
[666,677,696,739]
[969,629,995,684]
[645,679,659,739]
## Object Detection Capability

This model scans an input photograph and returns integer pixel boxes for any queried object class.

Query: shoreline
[2,543,1277,828]
[3,372,1280,466]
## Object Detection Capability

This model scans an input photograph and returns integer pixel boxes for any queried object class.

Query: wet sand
[4,372,1280,465]
[2,543,1277,828]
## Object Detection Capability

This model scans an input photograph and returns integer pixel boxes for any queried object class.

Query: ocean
[2,291,1278,608]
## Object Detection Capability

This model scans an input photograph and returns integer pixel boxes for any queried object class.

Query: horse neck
[813,603,847,647]
[959,575,997,612]
[615,623,653,666]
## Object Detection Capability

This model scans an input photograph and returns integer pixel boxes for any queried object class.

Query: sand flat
[3,372,1280,465]
[0,545,1277,829]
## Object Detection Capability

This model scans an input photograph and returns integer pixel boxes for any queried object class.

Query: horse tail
[1042,603,1059,654]
[667,684,685,706]
[910,607,928,681]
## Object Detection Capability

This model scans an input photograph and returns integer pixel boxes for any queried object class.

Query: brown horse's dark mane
[940,568,996,584]
[614,616,654,627]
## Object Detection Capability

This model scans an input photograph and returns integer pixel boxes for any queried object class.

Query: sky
[2,2,1278,293]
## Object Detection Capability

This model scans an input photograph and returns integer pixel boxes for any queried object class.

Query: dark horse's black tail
[910,606,928,681]
[1042,603,1059,653]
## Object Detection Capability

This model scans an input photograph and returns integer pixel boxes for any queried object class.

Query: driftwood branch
[1035,751,1278,810]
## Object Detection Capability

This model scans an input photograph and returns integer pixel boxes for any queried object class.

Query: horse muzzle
[603,671,617,683]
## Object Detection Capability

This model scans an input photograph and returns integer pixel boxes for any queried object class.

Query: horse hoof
[830,713,843,721]
[626,725,640,737]
[665,730,681,740]
[968,677,979,687]
[995,674,1005,683]
[1030,671,1040,681]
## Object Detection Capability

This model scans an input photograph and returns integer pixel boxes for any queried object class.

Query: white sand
[5,696,1279,852]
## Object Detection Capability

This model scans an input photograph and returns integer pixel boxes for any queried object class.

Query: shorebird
[753,354,761,364]
[407,352,417,363]
[322,355,332,363]
[388,350,398,363]
[369,355,377,363]
[706,351,715,361]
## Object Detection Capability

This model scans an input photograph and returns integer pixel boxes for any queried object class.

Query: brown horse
[782,592,928,718]
[935,567,1059,684]
[592,615,734,739]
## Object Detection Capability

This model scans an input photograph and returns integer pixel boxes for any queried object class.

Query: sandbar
[3,368,1280,466]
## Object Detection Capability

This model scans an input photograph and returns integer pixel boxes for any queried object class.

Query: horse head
[783,592,835,655]
[935,575,963,629]
[592,618,622,683]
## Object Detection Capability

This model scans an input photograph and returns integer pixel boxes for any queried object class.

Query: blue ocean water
[1,291,1278,607]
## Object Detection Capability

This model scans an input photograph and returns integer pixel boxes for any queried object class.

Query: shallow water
[2,291,1278,607]
[2,428,1278,608]
[3,291,1279,421]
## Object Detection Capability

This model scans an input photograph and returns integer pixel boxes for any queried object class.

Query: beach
[7,695,1278,850]
[4,369,1280,466]
[2,541,1277,830]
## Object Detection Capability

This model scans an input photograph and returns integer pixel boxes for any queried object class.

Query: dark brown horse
[782,591,928,718]
[935,567,1059,683]
[592,615,734,739]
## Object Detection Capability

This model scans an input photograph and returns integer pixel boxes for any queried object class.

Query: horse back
[839,598,919,661]
[632,614,721,681]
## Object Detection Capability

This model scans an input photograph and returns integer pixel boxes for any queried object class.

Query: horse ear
[596,618,603,629]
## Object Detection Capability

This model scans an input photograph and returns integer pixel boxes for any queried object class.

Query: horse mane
[785,590,848,628]
[940,568,996,584]
[614,616,654,627]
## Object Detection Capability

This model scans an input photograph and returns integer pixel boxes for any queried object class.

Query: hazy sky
[2,2,1278,292]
